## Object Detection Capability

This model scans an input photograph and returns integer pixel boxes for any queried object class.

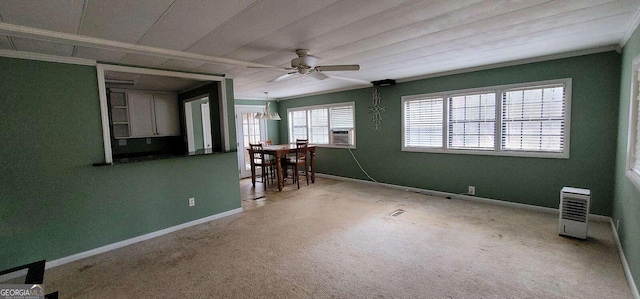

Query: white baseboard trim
[315,173,609,220]
[45,208,243,269]
[609,219,640,299]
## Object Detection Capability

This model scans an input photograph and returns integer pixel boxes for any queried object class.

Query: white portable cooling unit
[559,187,591,239]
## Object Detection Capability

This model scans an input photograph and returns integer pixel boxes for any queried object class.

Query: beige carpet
[44,177,631,298]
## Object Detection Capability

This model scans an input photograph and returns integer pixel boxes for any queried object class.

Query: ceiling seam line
[154,0,264,71]
[72,0,90,57]
[135,0,180,45]
[116,0,180,64]
[182,0,263,52]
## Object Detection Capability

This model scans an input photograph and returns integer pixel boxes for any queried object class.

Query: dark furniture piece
[282,140,309,189]
[0,260,58,298]
[247,144,317,191]
[249,143,275,190]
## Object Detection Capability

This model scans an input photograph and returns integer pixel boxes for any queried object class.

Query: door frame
[235,105,267,178]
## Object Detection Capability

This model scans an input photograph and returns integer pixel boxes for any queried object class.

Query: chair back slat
[249,143,264,161]
[295,140,308,162]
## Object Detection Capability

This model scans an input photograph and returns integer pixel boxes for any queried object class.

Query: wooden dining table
[248,144,316,191]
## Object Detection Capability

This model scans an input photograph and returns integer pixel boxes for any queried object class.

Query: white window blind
[330,106,354,129]
[290,110,308,141]
[309,108,329,144]
[404,98,443,148]
[401,79,571,158]
[501,85,565,152]
[448,93,496,149]
[288,102,355,147]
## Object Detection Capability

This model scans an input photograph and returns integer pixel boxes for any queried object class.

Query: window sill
[312,144,356,149]
[402,146,569,159]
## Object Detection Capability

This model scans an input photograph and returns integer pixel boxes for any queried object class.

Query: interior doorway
[235,105,267,178]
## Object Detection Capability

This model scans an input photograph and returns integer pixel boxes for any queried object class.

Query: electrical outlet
[118,139,127,146]
[146,138,152,145]
[468,186,475,195]
[189,197,195,207]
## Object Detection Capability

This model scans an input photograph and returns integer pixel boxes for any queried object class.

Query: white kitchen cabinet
[109,90,180,139]
[153,93,180,136]
[127,92,156,138]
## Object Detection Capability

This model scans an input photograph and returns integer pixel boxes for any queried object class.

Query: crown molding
[0,22,273,69]
[396,45,619,84]
[0,49,96,66]
[621,6,640,48]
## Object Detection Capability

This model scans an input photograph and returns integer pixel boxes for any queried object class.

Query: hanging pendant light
[256,92,281,120]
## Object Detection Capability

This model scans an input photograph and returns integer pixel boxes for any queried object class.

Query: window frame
[287,101,356,149]
[401,78,572,159]
[625,54,640,191]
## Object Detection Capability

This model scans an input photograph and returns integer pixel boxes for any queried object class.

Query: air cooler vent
[559,187,590,239]
[560,196,588,223]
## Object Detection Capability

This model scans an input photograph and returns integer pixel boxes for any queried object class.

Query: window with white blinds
[502,85,565,152]
[288,102,355,147]
[289,110,308,141]
[309,108,328,144]
[448,93,495,149]
[404,98,443,147]
[402,79,571,158]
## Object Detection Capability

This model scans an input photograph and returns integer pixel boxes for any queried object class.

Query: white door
[235,106,267,178]
[201,103,213,150]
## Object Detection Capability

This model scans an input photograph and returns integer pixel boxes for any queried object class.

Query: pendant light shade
[255,92,281,120]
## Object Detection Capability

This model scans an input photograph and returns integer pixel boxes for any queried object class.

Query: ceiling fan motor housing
[291,55,319,69]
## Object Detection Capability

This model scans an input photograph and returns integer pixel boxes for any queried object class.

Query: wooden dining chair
[260,140,275,179]
[249,143,275,189]
[282,140,309,189]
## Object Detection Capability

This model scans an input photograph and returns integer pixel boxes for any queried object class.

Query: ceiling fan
[254,49,365,83]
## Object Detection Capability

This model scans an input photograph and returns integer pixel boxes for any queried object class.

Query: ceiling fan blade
[268,72,297,83]
[247,66,295,72]
[308,71,329,80]
[315,65,360,72]
[326,75,372,85]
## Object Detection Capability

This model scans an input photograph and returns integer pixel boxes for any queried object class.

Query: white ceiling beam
[0,22,276,69]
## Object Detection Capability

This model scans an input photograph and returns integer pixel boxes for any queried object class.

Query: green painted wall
[278,52,621,216]
[613,25,640,291]
[235,99,281,144]
[0,57,241,270]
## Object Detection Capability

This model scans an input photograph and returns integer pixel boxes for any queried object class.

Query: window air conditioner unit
[559,187,590,239]
[331,129,351,145]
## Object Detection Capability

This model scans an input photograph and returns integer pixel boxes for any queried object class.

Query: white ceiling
[1,0,639,100]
